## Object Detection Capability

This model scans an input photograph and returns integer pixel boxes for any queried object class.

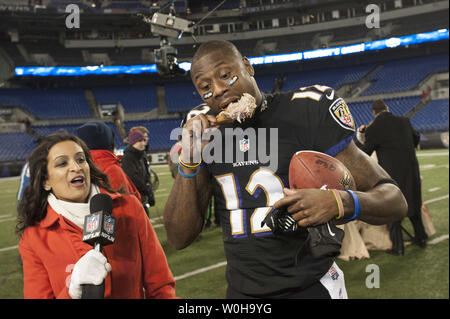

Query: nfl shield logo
[86,215,99,233]
[239,138,249,152]
[104,216,115,234]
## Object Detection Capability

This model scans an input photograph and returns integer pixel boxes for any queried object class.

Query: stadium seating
[92,85,158,113]
[164,82,203,113]
[255,74,277,94]
[361,54,449,96]
[282,64,376,92]
[0,132,37,162]
[410,99,449,132]
[31,122,124,148]
[31,123,80,137]
[0,88,92,120]
[348,96,422,127]
[1,53,447,165]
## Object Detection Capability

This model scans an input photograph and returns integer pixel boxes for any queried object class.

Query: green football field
[0,149,448,299]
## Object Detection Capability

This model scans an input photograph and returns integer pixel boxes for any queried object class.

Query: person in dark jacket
[356,99,428,255]
[122,129,155,216]
[75,121,141,201]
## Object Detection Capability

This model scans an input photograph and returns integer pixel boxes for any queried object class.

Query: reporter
[17,132,176,299]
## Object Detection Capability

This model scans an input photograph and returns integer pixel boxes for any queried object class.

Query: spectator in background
[75,121,141,201]
[16,132,176,299]
[356,99,428,255]
[122,129,155,216]
[129,126,150,152]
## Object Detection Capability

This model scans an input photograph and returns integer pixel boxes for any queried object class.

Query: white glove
[68,249,112,299]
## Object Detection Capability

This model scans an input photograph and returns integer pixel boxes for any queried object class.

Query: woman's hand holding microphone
[68,249,112,299]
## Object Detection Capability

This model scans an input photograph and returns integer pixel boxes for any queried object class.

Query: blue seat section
[255,74,277,94]
[164,82,203,113]
[32,122,123,148]
[410,99,449,132]
[92,85,158,113]
[333,64,376,89]
[348,96,421,128]
[282,64,375,92]
[31,123,80,137]
[0,88,91,120]
[0,132,36,162]
[124,119,182,151]
[361,54,449,96]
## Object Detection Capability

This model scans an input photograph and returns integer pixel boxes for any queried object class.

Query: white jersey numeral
[215,169,285,237]
[291,85,334,102]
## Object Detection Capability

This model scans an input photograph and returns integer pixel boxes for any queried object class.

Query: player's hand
[181,114,217,165]
[273,188,339,227]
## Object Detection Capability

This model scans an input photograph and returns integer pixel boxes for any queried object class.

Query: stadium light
[14,29,449,77]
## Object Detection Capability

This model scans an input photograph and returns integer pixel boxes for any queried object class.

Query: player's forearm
[163,168,210,250]
[340,183,407,225]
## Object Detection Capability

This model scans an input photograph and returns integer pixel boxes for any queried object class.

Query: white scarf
[47,185,100,229]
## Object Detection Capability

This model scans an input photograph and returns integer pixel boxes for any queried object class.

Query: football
[288,151,355,191]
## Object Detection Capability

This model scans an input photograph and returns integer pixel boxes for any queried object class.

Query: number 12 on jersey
[214,168,285,238]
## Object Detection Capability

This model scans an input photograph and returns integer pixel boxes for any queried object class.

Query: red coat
[90,149,141,201]
[19,188,177,299]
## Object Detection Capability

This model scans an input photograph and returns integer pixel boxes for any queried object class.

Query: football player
[164,40,407,299]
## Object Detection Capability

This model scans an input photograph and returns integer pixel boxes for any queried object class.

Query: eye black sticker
[227,75,238,87]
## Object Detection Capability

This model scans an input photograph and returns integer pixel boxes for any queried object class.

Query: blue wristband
[178,165,200,178]
[344,190,360,221]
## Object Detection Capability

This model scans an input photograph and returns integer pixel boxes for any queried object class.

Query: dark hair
[372,99,389,114]
[16,132,120,237]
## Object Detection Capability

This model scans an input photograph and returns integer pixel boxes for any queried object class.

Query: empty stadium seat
[164,82,203,113]
[282,64,375,92]
[0,88,92,120]
[361,54,449,96]
[0,132,37,162]
[32,122,124,149]
[410,99,449,132]
[93,85,158,114]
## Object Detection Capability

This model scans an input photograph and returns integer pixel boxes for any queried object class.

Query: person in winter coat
[76,121,141,201]
[17,132,176,299]
[121,129,155,216]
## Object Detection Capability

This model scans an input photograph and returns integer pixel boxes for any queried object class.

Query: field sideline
[0,149,448,299]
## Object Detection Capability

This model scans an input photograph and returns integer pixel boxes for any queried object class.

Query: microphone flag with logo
[81,193,115,298]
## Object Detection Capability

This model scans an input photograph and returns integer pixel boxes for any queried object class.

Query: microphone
[81,193,115,299]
